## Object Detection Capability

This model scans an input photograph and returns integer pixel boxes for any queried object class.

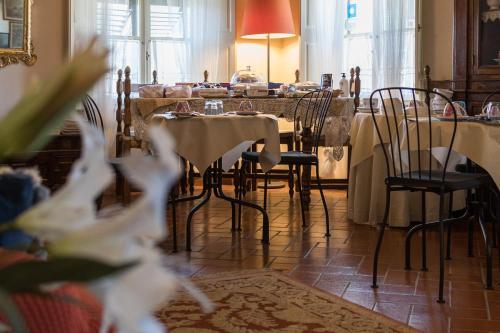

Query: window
[302,0,418,95]
[89,0,233,93]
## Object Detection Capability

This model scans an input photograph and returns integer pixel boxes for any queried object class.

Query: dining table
[151,112,281,249]
[348,112,500,227]
[130,96,355,207]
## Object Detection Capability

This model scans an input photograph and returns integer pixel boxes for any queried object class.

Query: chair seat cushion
[387,171,492,191]
[242,151,317,165]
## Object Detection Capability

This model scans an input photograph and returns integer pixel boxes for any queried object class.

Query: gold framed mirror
[0,0,36,68]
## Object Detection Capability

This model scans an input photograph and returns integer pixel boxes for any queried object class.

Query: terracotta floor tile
[384,270,419,286]
[374,302,412,323]
[117,186,500,331]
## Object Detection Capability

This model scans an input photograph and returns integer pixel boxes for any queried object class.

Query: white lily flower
[15,117,113,241]
[48,126,180,263]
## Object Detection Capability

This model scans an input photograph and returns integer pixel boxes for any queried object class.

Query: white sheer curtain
[71,0,116,152]
[302,0,416,90]
[186,0,232,83]
[301,0,346,85]
[373,0,416,88]
[151,0,233,84]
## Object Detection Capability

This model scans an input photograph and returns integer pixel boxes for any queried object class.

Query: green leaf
[0,288,27,333]
[0,257,136,293]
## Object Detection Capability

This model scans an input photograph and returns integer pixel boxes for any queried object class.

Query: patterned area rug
[157,270,420,333]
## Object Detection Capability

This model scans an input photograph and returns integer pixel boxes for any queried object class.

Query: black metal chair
[369,87,493,303]
[238,89,334,237]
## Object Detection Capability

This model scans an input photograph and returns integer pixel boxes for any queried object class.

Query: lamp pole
[267,34,271,83]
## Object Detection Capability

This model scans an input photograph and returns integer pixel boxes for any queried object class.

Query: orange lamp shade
[240,0,296,39]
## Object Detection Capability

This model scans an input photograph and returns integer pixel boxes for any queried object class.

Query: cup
[484,102,500,119]
[216,100,224,115]
[176,101,191,113]
[239,100,253,112]
[443,102,467,118]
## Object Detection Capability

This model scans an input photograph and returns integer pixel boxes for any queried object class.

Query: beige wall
[0,0,67,117]
[422,0,454,81]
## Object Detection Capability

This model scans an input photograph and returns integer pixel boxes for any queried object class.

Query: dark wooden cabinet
[2,134,81,191]
[454,0,500,114]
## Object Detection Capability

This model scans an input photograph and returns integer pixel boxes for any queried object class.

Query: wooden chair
[370,87,493,303]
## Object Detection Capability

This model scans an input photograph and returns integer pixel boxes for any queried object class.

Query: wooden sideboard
[452,0,500,114]
[2,134,81,191]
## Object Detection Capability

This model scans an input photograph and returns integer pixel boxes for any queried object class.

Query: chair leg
[288,165,294,198]
[372,187,391,289]
[188,163,195,196]
[477,187,493,290]
[421,191,428,271]
[263,173,268,211]
[315,163,331,237]
[446,192,454,260]
[437,192,446,304]
[233,160,240,196]
[495,189,500,262]
[180,158,188,195]
[237,161,247,231]
[296,164,307,229]
[404,191,428,270]
[488,189,498,248]
[468,190,475,257]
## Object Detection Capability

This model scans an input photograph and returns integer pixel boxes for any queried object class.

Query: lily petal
[15,118,113,241]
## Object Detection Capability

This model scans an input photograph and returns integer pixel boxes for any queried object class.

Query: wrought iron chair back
[370,87,458,184]
[81,94,105,133]
[292,89,334,156]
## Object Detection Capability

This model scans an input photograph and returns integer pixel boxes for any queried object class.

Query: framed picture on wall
[9,21,22,48]
[0,33,8,48]
[3,0,24,21]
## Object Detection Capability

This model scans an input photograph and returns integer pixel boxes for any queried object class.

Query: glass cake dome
[230,66,266,85]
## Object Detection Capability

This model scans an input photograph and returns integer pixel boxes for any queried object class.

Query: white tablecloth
[130,97,354,161]
[346,113,498,227]
[151,114,281,175]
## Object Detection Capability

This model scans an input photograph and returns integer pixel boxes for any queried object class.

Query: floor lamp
[240,0,296,83]
[241,0,296,189]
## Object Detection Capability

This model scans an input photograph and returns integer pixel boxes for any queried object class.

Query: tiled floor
[148,186,500,333]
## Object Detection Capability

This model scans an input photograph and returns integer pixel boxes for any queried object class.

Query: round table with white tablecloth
[346,113,492,227]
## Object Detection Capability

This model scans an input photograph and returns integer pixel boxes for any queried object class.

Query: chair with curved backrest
[369,87,492,303]
[238,89,334,237]
[81,95,105,133]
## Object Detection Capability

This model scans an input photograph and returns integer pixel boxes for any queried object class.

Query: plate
[235,111,261,116]
[168,112,196,118]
